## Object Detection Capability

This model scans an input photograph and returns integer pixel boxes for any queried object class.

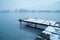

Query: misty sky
[0,0,60,10]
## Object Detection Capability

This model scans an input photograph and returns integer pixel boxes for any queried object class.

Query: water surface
[0,12,60,40]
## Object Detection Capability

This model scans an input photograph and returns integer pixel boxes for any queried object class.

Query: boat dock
[18,18,60,28]
[18,18,60,40]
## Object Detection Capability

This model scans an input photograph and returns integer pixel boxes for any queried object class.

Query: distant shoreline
[0,10,60,13]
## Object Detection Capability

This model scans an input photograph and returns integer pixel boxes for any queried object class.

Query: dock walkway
[19,18,60,28]
[18,18,60,40]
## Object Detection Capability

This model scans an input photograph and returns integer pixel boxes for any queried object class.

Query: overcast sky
[0,0,60,10]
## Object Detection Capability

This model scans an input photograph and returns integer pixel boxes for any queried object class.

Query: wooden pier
[18,18,60,28]
[18,18,60,40]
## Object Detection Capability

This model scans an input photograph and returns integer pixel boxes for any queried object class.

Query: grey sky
[0,0,60,10]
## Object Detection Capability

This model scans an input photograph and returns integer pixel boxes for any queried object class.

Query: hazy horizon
[0,0,60,10]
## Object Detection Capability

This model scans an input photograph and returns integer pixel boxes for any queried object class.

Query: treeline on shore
[0,9,60,13]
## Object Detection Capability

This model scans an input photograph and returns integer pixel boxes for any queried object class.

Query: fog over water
[0,0,60,40]
[0,0,60,10]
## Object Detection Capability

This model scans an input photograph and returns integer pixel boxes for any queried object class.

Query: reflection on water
[0,12,60,40]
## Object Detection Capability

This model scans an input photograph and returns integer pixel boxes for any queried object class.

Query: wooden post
[20,21,22,26]
[35,24,37,28]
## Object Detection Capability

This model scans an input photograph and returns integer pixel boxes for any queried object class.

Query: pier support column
[20,21,22,26]
[35,24,37,28]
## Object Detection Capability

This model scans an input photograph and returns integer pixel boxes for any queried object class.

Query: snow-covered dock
[19,18,60,28]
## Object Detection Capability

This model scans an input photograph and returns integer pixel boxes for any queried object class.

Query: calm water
[0,12,60,40]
